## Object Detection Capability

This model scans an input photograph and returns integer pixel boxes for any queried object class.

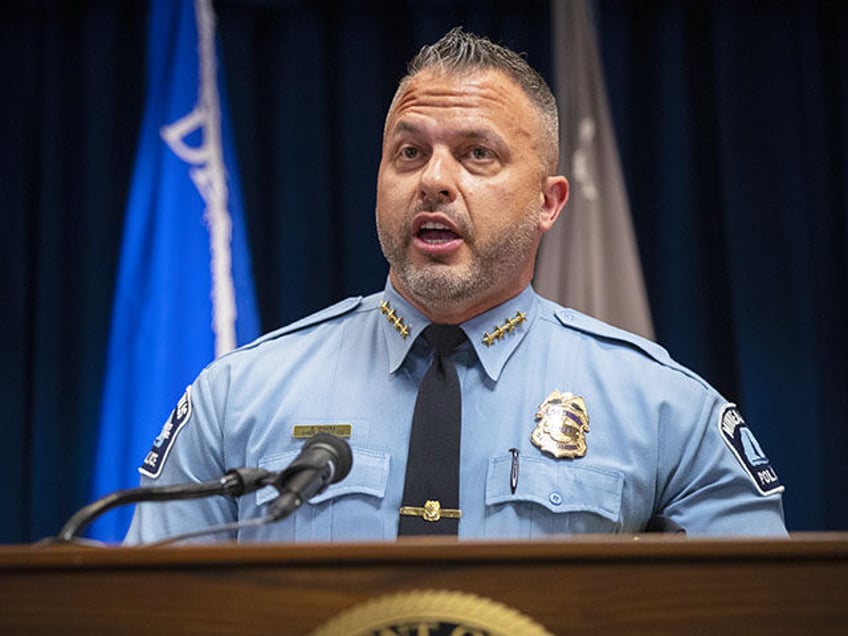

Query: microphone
[56,467,276,543]
[266,433,353,522]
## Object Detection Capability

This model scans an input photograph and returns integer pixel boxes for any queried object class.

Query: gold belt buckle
[399,500,461,522]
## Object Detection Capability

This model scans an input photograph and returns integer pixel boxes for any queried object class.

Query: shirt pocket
[485,453,624,536]
[255,445,391,542]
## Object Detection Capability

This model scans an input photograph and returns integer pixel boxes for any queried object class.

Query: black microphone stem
[57,467,274,543]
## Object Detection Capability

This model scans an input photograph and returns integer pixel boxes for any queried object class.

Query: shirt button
[549,492,563,505]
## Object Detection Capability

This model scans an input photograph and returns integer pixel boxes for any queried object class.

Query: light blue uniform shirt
[125,281,786,543]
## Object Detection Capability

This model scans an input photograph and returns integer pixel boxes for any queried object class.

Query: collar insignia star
[482,311,527,347]
[380,300,410,339]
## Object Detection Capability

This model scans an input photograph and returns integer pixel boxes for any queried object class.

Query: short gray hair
[392,27,559,171]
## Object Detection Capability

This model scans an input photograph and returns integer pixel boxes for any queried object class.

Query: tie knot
[423,324,467,355]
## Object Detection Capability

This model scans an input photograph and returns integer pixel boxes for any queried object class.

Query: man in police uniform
[125,28,786,544]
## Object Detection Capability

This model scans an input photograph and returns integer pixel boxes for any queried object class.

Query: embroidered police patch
[139,386,192,479]
[718,403,783,496]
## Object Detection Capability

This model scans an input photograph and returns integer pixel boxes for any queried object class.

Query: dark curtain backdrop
[597,0,848,532]
[2,0,845,543]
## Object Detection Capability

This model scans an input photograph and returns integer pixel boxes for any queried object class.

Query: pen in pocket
[509,447,520,494]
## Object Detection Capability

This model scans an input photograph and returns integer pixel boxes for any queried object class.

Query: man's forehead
[386,68,535,133]
[394,68,523,106]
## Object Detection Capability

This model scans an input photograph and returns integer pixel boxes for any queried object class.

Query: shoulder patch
[139,386,192,479]
[718,403,784,496]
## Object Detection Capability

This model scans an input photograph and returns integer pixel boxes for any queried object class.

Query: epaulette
[554,307,669,362]
[226,296,364,356]
[553,307,711,389]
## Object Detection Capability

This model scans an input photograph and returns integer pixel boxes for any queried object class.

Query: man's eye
[469,146,493,161]
[400,146,419,160]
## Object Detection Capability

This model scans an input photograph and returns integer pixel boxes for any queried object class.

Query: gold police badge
[531,390,590,459]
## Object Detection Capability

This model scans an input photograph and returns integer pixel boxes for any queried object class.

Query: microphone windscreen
[304,432,353,483]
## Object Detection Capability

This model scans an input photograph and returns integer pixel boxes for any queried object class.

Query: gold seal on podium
[311,589,552,636]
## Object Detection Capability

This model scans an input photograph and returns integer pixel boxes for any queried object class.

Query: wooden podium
[1,534,846,634]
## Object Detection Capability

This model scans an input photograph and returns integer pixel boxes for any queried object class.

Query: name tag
[292,424,352,439]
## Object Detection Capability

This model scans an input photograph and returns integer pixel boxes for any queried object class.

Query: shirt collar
[463,285,537,381]
[379,280,429,373]
[380,279,538,381]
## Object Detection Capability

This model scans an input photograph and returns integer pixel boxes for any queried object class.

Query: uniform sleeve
[124,364,238,545]
[654,384,787,536]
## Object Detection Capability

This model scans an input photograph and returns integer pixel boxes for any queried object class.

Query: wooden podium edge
[3,532,846,572]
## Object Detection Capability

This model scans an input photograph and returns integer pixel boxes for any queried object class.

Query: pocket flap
[256,446,390,506]
[486,453,623,522]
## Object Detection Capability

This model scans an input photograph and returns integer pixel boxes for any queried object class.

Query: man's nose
[419,149,457,203]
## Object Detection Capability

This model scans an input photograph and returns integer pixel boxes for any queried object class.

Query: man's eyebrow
[460,129,505,146]
[389,120,423,136]
[389,120,505,147]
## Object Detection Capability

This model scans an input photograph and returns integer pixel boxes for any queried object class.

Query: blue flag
[89,0,260,542]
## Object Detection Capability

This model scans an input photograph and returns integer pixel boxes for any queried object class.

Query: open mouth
[417,221,461,245]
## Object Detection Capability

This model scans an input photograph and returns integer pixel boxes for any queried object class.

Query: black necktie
[398,324,466,536]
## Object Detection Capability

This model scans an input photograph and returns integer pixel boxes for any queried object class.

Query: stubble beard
[377,205,540,314]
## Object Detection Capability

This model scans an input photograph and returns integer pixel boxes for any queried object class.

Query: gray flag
[535,0,654,340]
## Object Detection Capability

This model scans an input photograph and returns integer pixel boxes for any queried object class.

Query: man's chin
[396,265,482,304]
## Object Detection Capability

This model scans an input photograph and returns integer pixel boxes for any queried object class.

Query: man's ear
[539,175,569,232]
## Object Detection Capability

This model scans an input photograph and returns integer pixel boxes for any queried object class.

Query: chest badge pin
[531,390,590,459]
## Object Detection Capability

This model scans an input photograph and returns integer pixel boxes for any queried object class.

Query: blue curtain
[2,0,845,543]
[1,1,148,543]
[597,0,848,531]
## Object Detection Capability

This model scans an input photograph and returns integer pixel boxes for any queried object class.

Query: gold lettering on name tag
[292,424,352,439]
